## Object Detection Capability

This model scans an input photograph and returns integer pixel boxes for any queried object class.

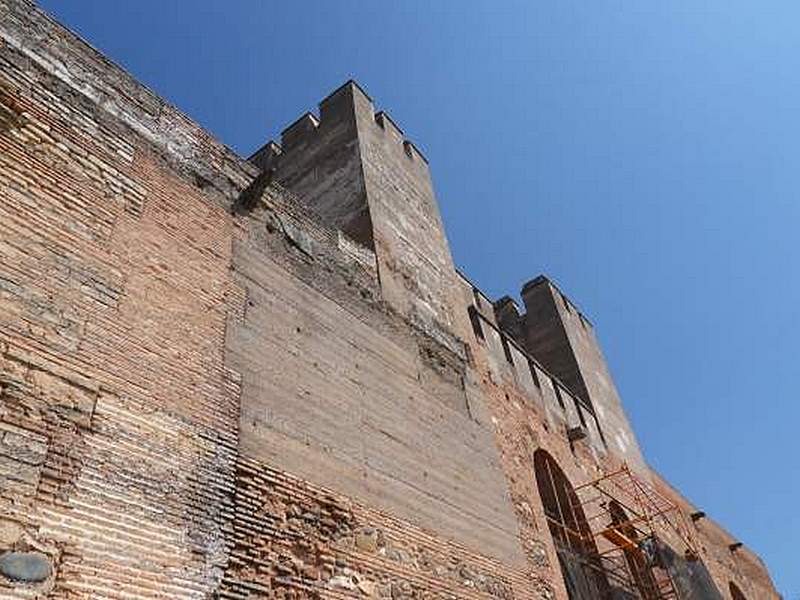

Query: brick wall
[458,274,781,600]
[0,18,240,595]
[0,1,781,599]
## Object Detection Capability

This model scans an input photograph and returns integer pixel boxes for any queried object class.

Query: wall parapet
[462,282,608,456]
[459,276,597,419]
[248,79,430,171]
[521,274,594,328]
[0,0,258,207]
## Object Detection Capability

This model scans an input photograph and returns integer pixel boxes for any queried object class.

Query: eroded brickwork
[0,13,241,594]
[0,2,781,599]
[219,456,547,599]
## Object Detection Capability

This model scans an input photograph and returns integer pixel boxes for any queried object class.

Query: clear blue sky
[40,1,798,594]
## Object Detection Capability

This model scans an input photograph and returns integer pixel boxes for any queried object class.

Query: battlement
[374,110,428,162]
[0,4,782,598]
[456,272,607,456]
[319,77,373,114]
[248,79,429,171]
[493,273,647,472]
[248,79,459,338]
[281,111,320,149]
[494,295,522,323]
[520,274,593,328]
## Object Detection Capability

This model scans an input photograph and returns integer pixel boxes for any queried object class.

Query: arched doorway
[534,449,610,599]
[729,581,748,600]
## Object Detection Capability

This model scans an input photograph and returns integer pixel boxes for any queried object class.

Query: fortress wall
[0,3,534,597]
[462,275,782,600]
[0,1,782,598]
[0,24,241,595]
[458,289,602,600]
[228,198,525,567]
[0,13,533,595]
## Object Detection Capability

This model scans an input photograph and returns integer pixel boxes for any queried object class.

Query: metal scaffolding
[570,464,700,599]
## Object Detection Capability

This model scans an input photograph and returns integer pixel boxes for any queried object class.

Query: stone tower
[250,81,462,343]
[496,275,646,471]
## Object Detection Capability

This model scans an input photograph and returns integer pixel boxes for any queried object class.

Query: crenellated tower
[250,81,463,343]
[496,275,646,472]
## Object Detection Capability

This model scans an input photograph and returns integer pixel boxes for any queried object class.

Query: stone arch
[533,449,610,599]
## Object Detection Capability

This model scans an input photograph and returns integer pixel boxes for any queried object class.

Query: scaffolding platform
[569,464,700,599]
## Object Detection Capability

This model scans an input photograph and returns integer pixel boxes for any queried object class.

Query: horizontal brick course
[0,1,780,598]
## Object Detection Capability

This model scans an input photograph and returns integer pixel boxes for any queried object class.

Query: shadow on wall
[556,535,725,600]
[557,549,633,600]
[657,541,723,600]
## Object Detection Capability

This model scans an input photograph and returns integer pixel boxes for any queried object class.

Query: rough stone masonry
[0,1,781,598]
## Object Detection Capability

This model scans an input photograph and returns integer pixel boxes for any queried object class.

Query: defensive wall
[0,1,780,598]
